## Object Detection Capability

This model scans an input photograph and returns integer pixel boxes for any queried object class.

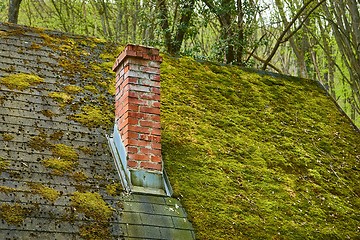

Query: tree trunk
[8,0,23,24]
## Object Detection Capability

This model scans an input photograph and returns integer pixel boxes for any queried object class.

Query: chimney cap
[112,44,162,72]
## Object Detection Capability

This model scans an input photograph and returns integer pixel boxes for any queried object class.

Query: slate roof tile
[0,22,195,239]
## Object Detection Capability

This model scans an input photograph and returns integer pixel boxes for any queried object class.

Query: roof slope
[0,23,194,239]
[0,22,123,239]
[160,57,360,239]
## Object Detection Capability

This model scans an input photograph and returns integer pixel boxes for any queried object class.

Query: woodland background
[1,0,360,127]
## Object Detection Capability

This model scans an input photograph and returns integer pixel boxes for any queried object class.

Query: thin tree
[8,0,22,24]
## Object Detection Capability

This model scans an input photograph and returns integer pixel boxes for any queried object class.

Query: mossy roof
[0,23,194,239]
[160,56,360,239]
[1,22,359,240]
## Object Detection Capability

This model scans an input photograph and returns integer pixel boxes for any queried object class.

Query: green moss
[50,131,64,140]
[63,85,83,94]
[0,30,8,37]
[105,183,123,196]
[0,203,32,225]
[30,42,41,50]
[2,133,14,141]
[40,109,55,118]
[72,171,88,182]
[0,96,5,105]
[51,144,78,161]
[0,157,10,173]
[28,183,60,202]
[84,85,98,93]
[79,223,111,240]
[100,61,115,74]
[0,73,44,90]
[42,158,76,175]
[0,186,17,194]
[28,133,50,151]
[42,144,78,174]
[39,33,61,47]
[48,92,73,104]
[78,146,95,155]
[68,105,113,129]
[70,191,113,221]
[160,55,360,239]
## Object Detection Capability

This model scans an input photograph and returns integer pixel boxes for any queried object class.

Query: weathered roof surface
[160,56,360,239]
[0,22,194,239]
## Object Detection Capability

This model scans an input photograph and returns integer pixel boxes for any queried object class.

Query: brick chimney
[110,44,169,195]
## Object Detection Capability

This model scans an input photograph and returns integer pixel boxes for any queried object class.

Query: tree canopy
[2,0,360,126]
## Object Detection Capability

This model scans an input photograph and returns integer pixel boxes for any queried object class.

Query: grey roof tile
[0,22,194,240]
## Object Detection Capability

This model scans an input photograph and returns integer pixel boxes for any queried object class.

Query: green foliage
[160,55,360,239]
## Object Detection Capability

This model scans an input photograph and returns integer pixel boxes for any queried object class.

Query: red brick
[127,117,139,125]
[152,102,161,108]
[128,139,151,147]
[151,128,161,136]
[118,118,128,130]
[127,160,139,168]
[140,162,162,171]
[128,125,151,134]
[140,93,160,101]
[125,131,138,139]
[128,111,147,119]
[151,87,160,94]
[149,115,161,121]
[151,155,162,163]
[140,106,160,115]
[128,153,149,161]
[140,66,160,74]
[128,91,141,98]
[127,77,138,84]
[151,74,161,81]
[140,120,161,128]
[139,147,161,156]
[151,142,161,150]
[127,146,138,154]
[129,98,148,106]
[128,103,139,112]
